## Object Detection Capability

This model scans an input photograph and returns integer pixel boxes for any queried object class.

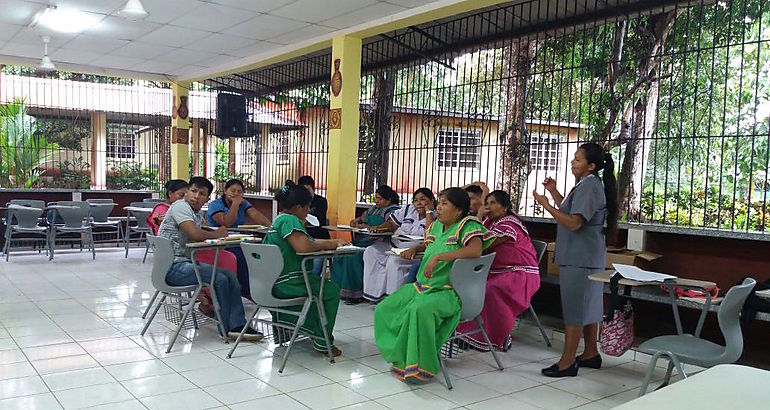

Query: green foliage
[45,156,91,189]
[35,118,91,150]
[106,162,158,190]
[0,99,58,188]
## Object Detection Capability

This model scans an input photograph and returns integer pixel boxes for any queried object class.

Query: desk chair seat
[439,253,501,390]
[48,201,95,260]
[637,277,755,396]
[87,199,122,247]
[227,243,311,373]
[125,201,153,262]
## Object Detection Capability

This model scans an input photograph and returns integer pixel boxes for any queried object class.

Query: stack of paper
[612,263,676,282]
[337,245,365,252]
[388,248,410,256]
[394,234,423,241]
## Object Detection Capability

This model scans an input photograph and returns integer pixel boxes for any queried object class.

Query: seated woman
[262,181,348,356]
[374,187,488,383]
[331,185,400,303]
[147,179,188,235]
[456,190,540,351]
[205,178,271,298]
[362,187,435,302]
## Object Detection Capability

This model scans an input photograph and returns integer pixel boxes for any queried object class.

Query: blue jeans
[405,259,421,283]
[312,258,324,276]
[166,261,246,333]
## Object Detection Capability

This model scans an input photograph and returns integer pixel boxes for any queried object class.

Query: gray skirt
[559,266,604,326]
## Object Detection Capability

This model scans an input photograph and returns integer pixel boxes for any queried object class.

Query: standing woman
[532,142,617,377]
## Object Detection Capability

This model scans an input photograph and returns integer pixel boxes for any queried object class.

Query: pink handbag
[600,274,634,356]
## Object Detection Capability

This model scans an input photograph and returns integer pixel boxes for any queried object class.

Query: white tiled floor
[0,248,669,409]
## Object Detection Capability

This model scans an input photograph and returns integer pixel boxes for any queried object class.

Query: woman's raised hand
[542,177,557,193]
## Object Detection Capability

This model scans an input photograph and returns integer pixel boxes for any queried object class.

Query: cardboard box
[544,243,662,277]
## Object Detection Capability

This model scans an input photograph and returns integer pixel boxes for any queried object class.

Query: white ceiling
[0,0,443,80]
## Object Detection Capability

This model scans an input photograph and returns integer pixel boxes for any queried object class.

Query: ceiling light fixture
[120,0,149,20]
[33,6,100,34]
[37,36,56,73]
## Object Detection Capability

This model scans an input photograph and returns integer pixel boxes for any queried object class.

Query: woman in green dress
[374,187,488,382]
[263,181,348,356]
[331,185,400,303]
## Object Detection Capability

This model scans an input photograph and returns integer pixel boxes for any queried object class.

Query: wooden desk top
[589,269,716,288]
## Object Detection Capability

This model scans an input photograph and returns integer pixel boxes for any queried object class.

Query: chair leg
[142,238,150,264]
[141,294,166,336]
[226,308,260,359]
[141,290,160,319]
[475,316,504,370]
[662,361,676,386]
[124,230,130,258]
[166,288,201,353]
[438,352,453,390]
[638,352,663,397]
[279,300,313,373]
[314,295,334,363]
[48,230,56,260]
[4,231,11,261]
[89,230,96,260]
[669,354,687,380]
[528,305,552,347]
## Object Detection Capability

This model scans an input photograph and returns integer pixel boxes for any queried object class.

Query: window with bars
[529,134,562,172]
[436,128,481,169]
[106,124,136,159]
[275,132,290,165]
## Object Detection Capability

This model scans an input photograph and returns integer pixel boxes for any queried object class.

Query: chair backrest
[7,200,45,225]
[9,199,45,209]
[54,201,90,228]
[7,205,44,229]
[240,242,306,307]
[532,240,547,263]
[449,253,496,322]
[716,277,756,364]
[143,198,166,205]
[87,201,115,222]
[127,202,153,229]
[146,235,178,293]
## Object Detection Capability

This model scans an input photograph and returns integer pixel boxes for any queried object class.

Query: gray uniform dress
[553,174,607,326]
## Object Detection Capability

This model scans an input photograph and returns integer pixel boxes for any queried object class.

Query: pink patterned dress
[456,214,540,351]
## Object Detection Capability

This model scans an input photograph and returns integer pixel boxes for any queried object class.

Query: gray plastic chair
[637,277,756,396]
[227,243,310,373]
[140,235,202,353]
[528,240,552,346]
[143,198,166,206]
[3,202,49,260]
[439,253,501,390]
[86,199,122,247]
[125,201,154,262]
[48,201,95,260]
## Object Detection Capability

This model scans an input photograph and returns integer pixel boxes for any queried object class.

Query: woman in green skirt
[374,187,488,382]
[263,181,348,356]
[331,185,400,303]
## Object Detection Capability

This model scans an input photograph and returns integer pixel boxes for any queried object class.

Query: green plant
[0,99,58,188]
[106,162,158,190]
[48,156,91,189]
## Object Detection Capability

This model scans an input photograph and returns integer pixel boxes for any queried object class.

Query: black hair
[275,180,313,210]
[375,185,400,205]
[464,184,483,196]
[413,187,436,206]
[439,187,471,218]
[188,176,214,196]
[297,175,315,189]
[164,179,188,199]
[222,178,245,199]
[578,142,618,228]
[485,190,514,215]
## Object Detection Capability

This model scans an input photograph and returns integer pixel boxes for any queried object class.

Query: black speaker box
[216,93,247,137]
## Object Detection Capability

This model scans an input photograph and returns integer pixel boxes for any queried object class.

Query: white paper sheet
[337,245,365,252]
[394,234,423,241]
[612,263,676,282]
[305,214,319,226]
[387,247,410,256]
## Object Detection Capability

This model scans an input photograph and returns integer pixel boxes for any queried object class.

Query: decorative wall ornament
[331,59,342,97]
[329,108,342,130]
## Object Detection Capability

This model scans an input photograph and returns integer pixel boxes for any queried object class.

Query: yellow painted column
[326,35,362,225]
[170,81,190,181]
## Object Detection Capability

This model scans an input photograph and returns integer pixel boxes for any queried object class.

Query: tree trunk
[615,11,681,225]
[362,71,395,197]
[499,39,539,210]
[594,21,628,144]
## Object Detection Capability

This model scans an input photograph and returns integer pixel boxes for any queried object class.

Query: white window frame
[529,133,562,172]
[106,124,136,160]
[275,132,290,165]
[435,127,482,170]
